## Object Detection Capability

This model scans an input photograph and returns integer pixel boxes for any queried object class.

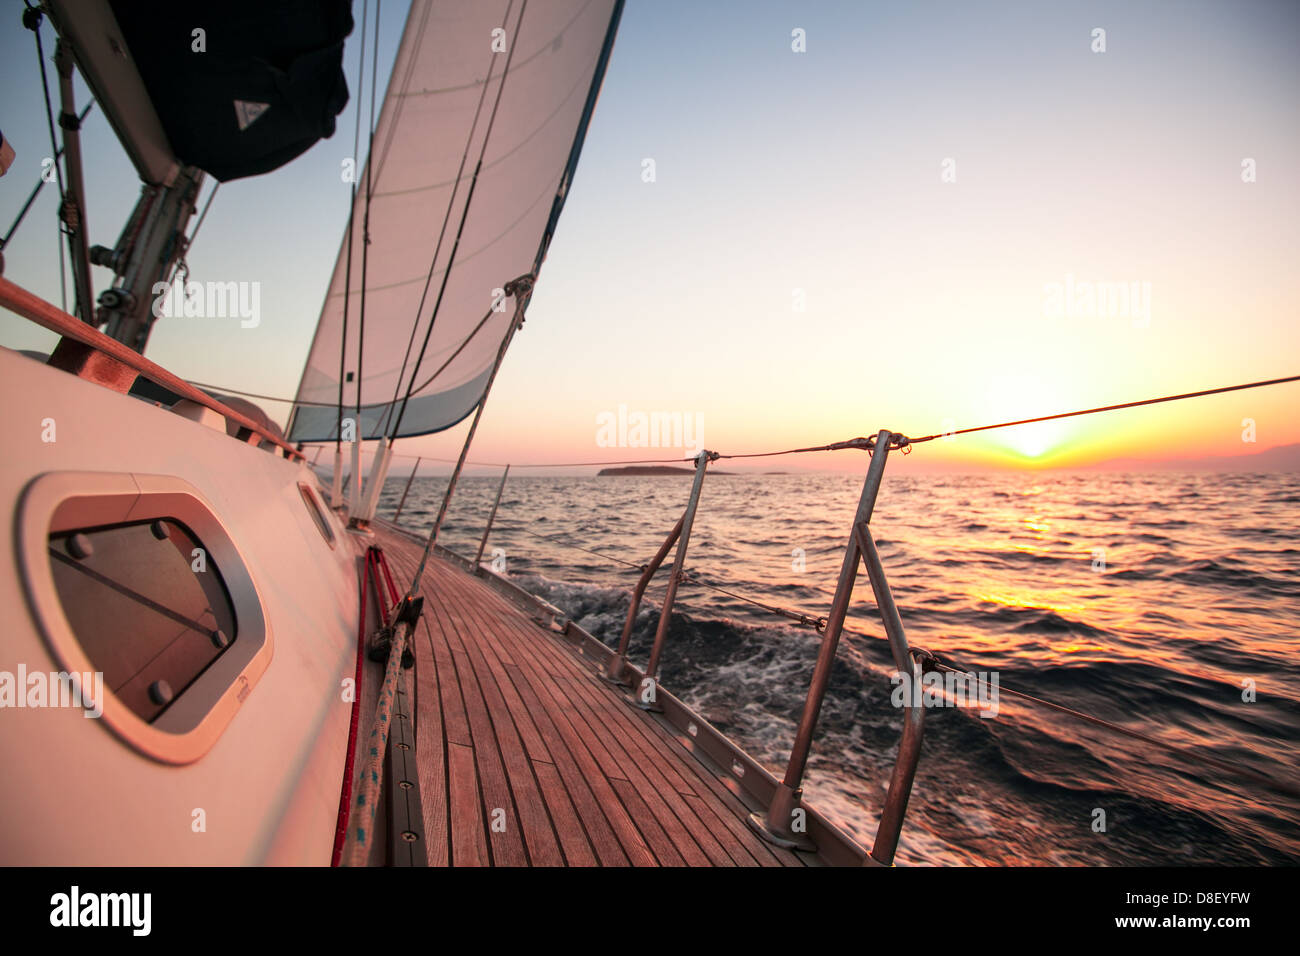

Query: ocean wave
[379,470,1300,864]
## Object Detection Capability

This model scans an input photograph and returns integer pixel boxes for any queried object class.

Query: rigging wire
[498,514,1300,799]
[24,3,68,313]
[185,182,219,256]
[187,381,344,407]
[336,0,370,454]
[388,0,528,440]
[402,300,500,399]
[379,1,514,438]
[163,181,220,288]
[0,102,93,252]
[514,526,642,569]
[355,0,382,437]
[905,374,1300,445]
[263,370,1298,471]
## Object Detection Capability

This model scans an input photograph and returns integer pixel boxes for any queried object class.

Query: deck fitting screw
[398,780,413,791]
[211,629,230,649]
[401,831,419,843]
[150,520,169,540]
[66,533,93,560]
[148,680,174,706]
[395,712,407,720]
[396,742,410,751]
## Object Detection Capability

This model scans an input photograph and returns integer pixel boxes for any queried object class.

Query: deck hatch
[18,472,274,764]
[48,517,238,724]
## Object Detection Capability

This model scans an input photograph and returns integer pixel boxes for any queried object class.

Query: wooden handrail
[0,276,303,460]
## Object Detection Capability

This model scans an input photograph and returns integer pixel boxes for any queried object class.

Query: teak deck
[370,521,812,867]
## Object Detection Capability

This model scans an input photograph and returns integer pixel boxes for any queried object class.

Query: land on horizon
[331,442,1300,481]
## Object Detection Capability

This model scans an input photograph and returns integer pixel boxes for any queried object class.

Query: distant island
[597,466,735,476]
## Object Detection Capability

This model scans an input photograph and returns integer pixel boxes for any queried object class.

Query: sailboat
[10,1,1294,872]
[0,0,894,866]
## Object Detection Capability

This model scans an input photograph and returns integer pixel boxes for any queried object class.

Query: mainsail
[287,0,623,442]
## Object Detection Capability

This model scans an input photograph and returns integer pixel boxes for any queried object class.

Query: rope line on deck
[346,545,408,866]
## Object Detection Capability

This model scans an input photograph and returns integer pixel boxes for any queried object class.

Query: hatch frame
[16,470,273,764]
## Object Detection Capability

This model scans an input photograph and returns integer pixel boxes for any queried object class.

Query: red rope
[331,549,372,866]
[376,547,401,607]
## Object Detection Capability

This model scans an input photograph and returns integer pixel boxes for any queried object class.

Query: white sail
[288,0,623,442]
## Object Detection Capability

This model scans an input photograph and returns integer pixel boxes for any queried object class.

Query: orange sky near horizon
[2,1,1297,477]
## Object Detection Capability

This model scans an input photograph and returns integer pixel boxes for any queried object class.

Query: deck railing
[456,430,926,865]
[0,277,304,460]
[347,369,1300,865]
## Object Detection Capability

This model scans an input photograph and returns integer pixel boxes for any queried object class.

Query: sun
[976,370,1076,461]
[999,419,1072,459]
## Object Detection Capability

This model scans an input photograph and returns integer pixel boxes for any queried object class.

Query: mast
[92,170,205,351]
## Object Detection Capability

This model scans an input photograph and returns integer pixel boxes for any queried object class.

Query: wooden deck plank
[530,760,599,867]
[447,741,490,866]
[389,543,534,867]
[410,614,450,866]
[450,562,803,868]
[513,667,692,866]
[417,545,634,867]
[502,653,657,865]
[438,591,566,866]
[427,551,803,868]
[449,587,744,868]
[494,606,800,867]
[369,522,812,868]
[437,615,531,866]
[500,663,629,866]
[491,631,724,867]
[439,600,597,866]
[416,546,800,868]
[444,574,656,866]
[544,674,748,867]
[450,576,794,868]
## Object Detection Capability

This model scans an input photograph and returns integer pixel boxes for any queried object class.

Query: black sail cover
[109,0,353,182]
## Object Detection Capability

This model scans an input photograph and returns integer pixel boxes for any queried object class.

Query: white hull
[0,346,359,864]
